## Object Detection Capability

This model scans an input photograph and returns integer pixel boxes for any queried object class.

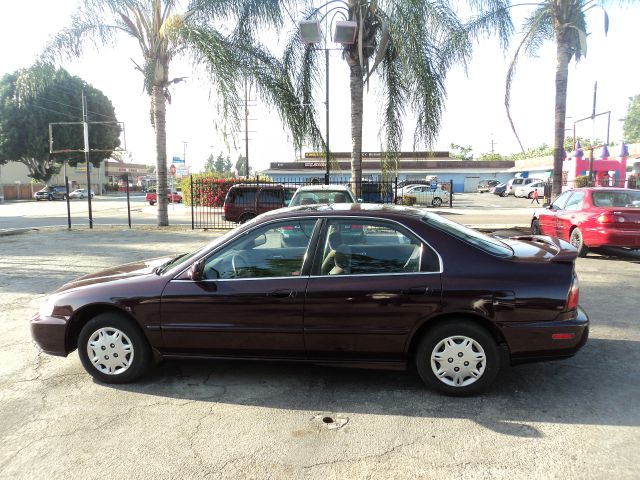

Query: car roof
[255,202,428,223]
[294,184,352,192]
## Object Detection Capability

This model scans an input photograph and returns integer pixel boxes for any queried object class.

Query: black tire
[500,191,507,197]
[432,197,443,207]
[48,194,53,201]
[239,213,256,224]
[149,201,155,206]
[62,194,68,201]
[527,192,534,199]
[77,312,152,384]
[415,320,500,396]
[569,227,589,257]
[531,219,541,235]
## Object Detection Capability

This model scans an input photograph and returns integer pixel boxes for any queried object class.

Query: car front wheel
[531,219,541,235]
[77,312,152,384]
[432,197,443,207]
[570,227,589,257]
[415,320,500,396]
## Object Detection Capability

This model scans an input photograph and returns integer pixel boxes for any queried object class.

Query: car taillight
[597,213,625,224]
[566,275,579,311]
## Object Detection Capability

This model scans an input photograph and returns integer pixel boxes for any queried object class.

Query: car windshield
[592,190,640,208]
[422,214,513,257]
[289,190,353,206]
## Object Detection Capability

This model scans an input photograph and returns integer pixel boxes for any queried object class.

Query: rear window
[592,190,640,208]
[228,188,256,206]
[422,215,513,257]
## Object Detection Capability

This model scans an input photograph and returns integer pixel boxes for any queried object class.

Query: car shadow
[108,337,640,437]
[588,247,640,263]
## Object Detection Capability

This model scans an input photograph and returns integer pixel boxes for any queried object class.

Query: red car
[531,187,640,256]
[146,189,182,206]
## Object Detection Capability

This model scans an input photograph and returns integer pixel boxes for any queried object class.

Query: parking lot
[0,224,639,479]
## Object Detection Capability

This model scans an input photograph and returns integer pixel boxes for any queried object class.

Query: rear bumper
[583,227,640,248]
[31,313,69,357]
[501,306,589,364]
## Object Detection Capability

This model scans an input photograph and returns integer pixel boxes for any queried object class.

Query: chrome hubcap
[87,328,134,375]
[431,336,486,387]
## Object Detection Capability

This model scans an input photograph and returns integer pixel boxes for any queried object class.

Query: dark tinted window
[258,189,284,206]
[230,189,256,206]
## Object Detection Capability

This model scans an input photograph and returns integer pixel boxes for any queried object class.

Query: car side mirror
[188,259,204,281]
[357,198,363,203]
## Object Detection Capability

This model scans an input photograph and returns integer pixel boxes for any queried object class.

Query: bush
[402,195,417,206]
[574,175,590,188]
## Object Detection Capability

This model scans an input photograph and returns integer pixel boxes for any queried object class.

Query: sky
[1,1,638,175]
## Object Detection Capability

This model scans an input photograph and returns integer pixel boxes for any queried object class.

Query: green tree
[235,155,248,176]
[44,0,318,226]
[478,152,504,161]
[214,153,232,175]
[281,0,512,196]
[449,143,474,160]
[0,64,119,182]
[504,0,621,197]
[622,94,640,143]
[204,154,215,173]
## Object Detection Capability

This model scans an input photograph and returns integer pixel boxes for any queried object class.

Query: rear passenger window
[320,219,439,276]
[232,190,256,206]
[258,189,284,206]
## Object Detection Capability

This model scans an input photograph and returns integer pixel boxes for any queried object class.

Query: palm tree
[281,0,513,197]
[44,0,320,226]
[505,0,618,198]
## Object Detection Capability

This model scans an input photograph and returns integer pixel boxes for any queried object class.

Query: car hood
[55,256,173,293]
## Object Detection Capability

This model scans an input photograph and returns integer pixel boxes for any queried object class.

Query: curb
[0,228,39,237]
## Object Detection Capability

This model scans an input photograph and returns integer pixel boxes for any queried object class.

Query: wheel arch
[407,312,509,361]
[65,304,145,353]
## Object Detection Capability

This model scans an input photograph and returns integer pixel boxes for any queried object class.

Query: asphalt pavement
[0,222,639,479]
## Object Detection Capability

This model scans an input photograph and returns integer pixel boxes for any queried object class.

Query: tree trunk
[552,34,570,199]
[152,85,169,226]
[348,59,364,199]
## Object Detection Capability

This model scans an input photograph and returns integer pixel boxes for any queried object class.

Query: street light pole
[325,48,330,185]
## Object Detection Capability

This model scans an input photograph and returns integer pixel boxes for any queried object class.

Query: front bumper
[500,306,589,364]
[31,313,69,357]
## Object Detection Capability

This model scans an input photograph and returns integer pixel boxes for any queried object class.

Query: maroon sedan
[32,204,588,395]
[531,187,640,257]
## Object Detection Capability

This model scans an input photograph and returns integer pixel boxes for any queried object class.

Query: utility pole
[325,48,330,185]
[490,136,497,154]
[82,84,93,229]
[588,81,597,186]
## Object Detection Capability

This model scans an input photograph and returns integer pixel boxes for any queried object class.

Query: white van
[505,177,543,196]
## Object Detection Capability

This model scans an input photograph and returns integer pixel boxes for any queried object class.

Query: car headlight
[38,297,56,317]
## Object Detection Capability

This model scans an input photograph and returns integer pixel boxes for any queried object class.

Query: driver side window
[202,219,318,280]
[551,191,573,210]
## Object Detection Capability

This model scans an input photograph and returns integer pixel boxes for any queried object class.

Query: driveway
[0,228,638,479]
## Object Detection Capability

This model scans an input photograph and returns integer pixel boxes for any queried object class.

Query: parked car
[397,185,450,207]
[146,189,182,206]
[360,182,394,203]
[32,204,588,395]
[223,184,296,223]
[505,177,543,196]
[531,187,640,257]
[288,184,356,207]
[515,181,546,199]
[491,183,507,196]
[34,186,68,201]
[477,179,501,193]
[69,188,94,199]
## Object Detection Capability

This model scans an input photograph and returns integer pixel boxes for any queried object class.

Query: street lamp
[300,18,356,185]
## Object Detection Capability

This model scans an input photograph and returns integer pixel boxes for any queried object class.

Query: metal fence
[186,176,453,230]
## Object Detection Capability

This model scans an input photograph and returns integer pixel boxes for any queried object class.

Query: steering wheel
[231,254,249,277]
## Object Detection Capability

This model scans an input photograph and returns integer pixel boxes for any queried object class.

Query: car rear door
[303,218,442,364]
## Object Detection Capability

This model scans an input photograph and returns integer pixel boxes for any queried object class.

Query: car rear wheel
[48,194,53,201]
[432,197,443,207]
[531,219,541,235]
[500,191,507,197]
[77,312,152,384]
[527,192,534,199]
[570,227,589,257]
[149,201,155,206]
[415,320,500,396]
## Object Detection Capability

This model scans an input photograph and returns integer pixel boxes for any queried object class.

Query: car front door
[303,218,442,364]
[555,191,585,240]
[160,218,319,357]
[539,190,572,235]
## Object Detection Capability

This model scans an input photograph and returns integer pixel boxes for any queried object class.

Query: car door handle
[403,287,430,295]
[268,289,296,299]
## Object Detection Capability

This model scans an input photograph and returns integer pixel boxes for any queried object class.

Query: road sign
[172,156,185,164]
[169,164,176,176]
